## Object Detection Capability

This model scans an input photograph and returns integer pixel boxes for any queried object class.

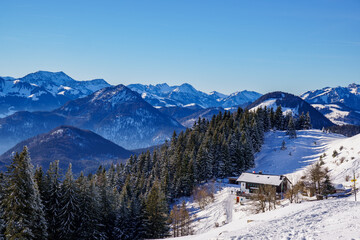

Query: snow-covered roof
[236,173,287,186]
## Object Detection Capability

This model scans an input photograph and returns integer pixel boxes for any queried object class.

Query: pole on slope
[353,171,357,202]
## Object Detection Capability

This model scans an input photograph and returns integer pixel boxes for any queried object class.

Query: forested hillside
[0,106,311,239]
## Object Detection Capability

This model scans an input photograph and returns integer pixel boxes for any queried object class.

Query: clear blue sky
[0,0,359,95]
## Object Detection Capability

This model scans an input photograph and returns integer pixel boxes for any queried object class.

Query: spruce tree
[287,116,297,139]
[96,167,117,239]
[3,147,48,240]
[77,173,104,240]
[304,112,312,129]
[145,181,169,239]
[274,105,283,130]
[59,163,81,240]
[44,160,62,240]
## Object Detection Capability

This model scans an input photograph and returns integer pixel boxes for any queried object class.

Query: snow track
[176,197,360,240]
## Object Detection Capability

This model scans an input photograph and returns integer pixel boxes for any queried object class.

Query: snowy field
[166,130,360,240]
[251,130,345,176]
[175,195,360,240]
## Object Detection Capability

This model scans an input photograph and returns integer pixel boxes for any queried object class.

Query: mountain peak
[0,125,134,174]
[174,83,197,94]
[89,84,138,106]
[20,70,75,85]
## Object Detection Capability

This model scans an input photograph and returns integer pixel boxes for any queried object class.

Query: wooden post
[353,171,357,202]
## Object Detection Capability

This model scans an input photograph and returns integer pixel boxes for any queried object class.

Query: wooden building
[236,172,291,195]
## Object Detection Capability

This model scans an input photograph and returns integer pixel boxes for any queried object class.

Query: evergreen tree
[77,173,105,240]
[44,160,62,240]
[96,167,117,239]
[114,178,148,240]
[304,112,312,129]
[3,147,48,240]
[286,116,297,139]
[59,164,81,240]
[145,181,169,238]
[274,105,283,130]
[297,112,306,129]
[34,166,47,204]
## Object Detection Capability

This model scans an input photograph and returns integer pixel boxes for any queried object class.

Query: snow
[311,104,351,125]
[174,195,360,240]
[252,130,345,176]
[237,173,285,186]
[250,99,297,116]
[167,130,360,240]
[289,133,360,187]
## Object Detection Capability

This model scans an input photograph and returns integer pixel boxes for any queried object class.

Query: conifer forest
[0,106,311,239]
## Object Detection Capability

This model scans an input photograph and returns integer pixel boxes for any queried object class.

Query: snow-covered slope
[302,83,360,125]
[249,129,360,186]
[170,130,360,240]
[288,132,360,186]
[252,130,345,176]
[127,83,261,108]
[0,71,110,116]
[175,194,360,240]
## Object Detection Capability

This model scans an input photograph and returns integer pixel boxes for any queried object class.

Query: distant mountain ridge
[127,83,262,109]
[301,83,360,125]
[0,125,134,174]
[0,84,184,153]
[0,71,110,117]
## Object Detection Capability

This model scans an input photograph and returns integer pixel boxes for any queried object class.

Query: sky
[0,0,359,95]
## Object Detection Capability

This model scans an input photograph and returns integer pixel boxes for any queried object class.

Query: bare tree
[169,201,193,237]
[193,185,214,209]
[252,185,278,213]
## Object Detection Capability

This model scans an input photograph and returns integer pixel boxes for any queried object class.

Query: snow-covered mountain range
[301,83,360,125]
[127,83,262,109]
[0,71,110,117]
[0,84,184,153]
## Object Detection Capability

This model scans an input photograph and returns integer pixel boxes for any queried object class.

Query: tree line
[0,106,311,239]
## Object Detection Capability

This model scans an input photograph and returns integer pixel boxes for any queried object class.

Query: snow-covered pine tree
[59,163,81,240]
[304,112,312,129]
[287,116,297,139]
[96,167,117,239]
[76,172,105,240]
[44,160,62,240]
[274,105,283,130]
[297,112,306,129]
[145,180,169,239]
[3,147,48,239]
[195,145,209,183]
[113,178,148,240]
[34,166,47,204]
